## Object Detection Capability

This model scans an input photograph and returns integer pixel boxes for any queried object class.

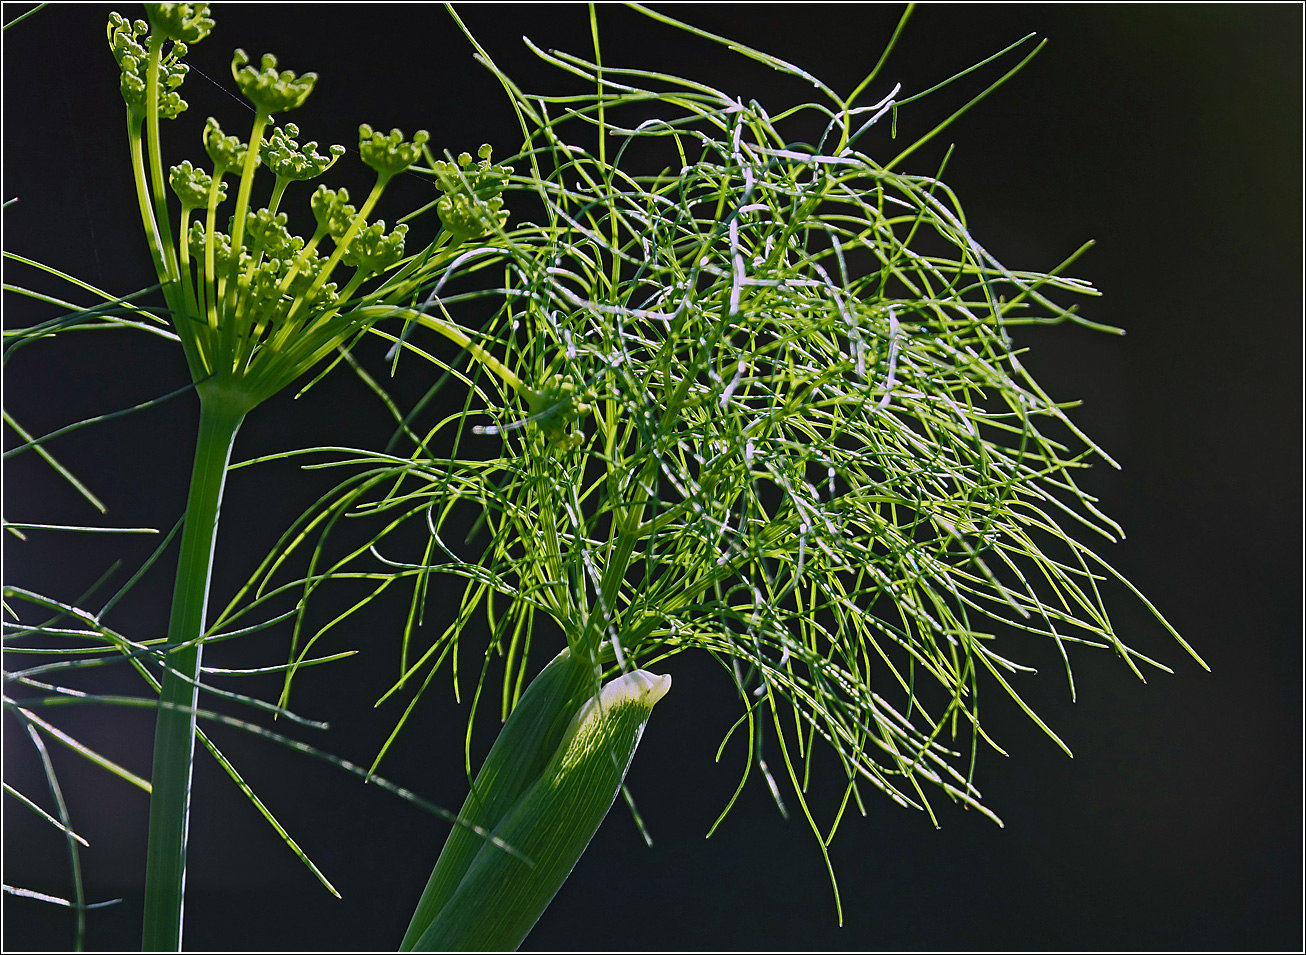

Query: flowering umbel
[109,7,517,411]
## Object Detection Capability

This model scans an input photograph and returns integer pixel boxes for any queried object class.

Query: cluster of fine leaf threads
[222,12,1202,923]
[3,7,1211,948]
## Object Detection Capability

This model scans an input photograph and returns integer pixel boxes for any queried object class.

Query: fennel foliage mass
[247,5,1204,909]
[2,2,1206,947]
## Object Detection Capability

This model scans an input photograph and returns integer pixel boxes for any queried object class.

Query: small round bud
[265,125,345,182]
[144,3,214,45]
[203,118,253,172]
[231,49,317,115]
[243,208,300,258]
[283,249,330,298]
[431,144,512,200]
[358,124,430,178]
[342,221,409,274]
[437,192,508,244]
[302,280,338,310]
[169,160,226,210]
[528,376,592,445]
[186,223,247,272]
[107,13,149,69]
[107,12,191,118]
[156,87,188,120]
[242,259,286,312]
[310,185,359,241]
[186,219,207,255]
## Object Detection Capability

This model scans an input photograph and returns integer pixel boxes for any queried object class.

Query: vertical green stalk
[144,34,179,284]
[142,389,248,952]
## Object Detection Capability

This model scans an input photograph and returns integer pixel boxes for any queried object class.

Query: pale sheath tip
[599,670,672,709]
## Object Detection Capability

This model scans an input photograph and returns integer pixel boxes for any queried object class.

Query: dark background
[3,3,1301,951]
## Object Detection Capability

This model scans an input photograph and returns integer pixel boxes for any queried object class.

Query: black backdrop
[3,3,1301,951]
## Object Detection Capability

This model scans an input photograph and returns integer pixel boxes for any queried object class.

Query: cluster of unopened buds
[106,3,515,408]
[430,144,514,243]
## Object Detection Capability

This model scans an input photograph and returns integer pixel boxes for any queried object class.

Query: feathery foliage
[2,3,1205,948]
[228,4,1204,919]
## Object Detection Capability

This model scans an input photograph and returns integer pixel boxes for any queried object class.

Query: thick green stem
[142,390,248,952]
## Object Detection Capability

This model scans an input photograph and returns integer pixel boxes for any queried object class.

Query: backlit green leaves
[259,14,1201,890]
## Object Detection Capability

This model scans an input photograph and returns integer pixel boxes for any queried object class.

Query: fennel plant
[2,3,1211,951]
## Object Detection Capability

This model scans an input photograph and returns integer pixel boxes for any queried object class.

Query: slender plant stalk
[101,8,505,947]
[142,388,246,951]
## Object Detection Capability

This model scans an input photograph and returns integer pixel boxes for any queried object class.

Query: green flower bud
[107,13,191,119]
[116,55,148,112]
[301,279,339,310]
[231,50,317,115]
[169,160,226,210]
[430,145,513,242]
[310,185,358,241]
[202,118,252,173]
[431,144,512,201]
[155,86,188,120]
[186,223,247,272]
[163,46,188,87]
[341,221,408,274]
[283,250,333,299]
[144,3,214,45]
[437,191,509,244]
[240,258,286,312]
[358,124,430,178]
[243,208,303,259]
[107,14,149,69]
[186,219,206,254]
[264,123,345,182]
[527,376,593,447]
